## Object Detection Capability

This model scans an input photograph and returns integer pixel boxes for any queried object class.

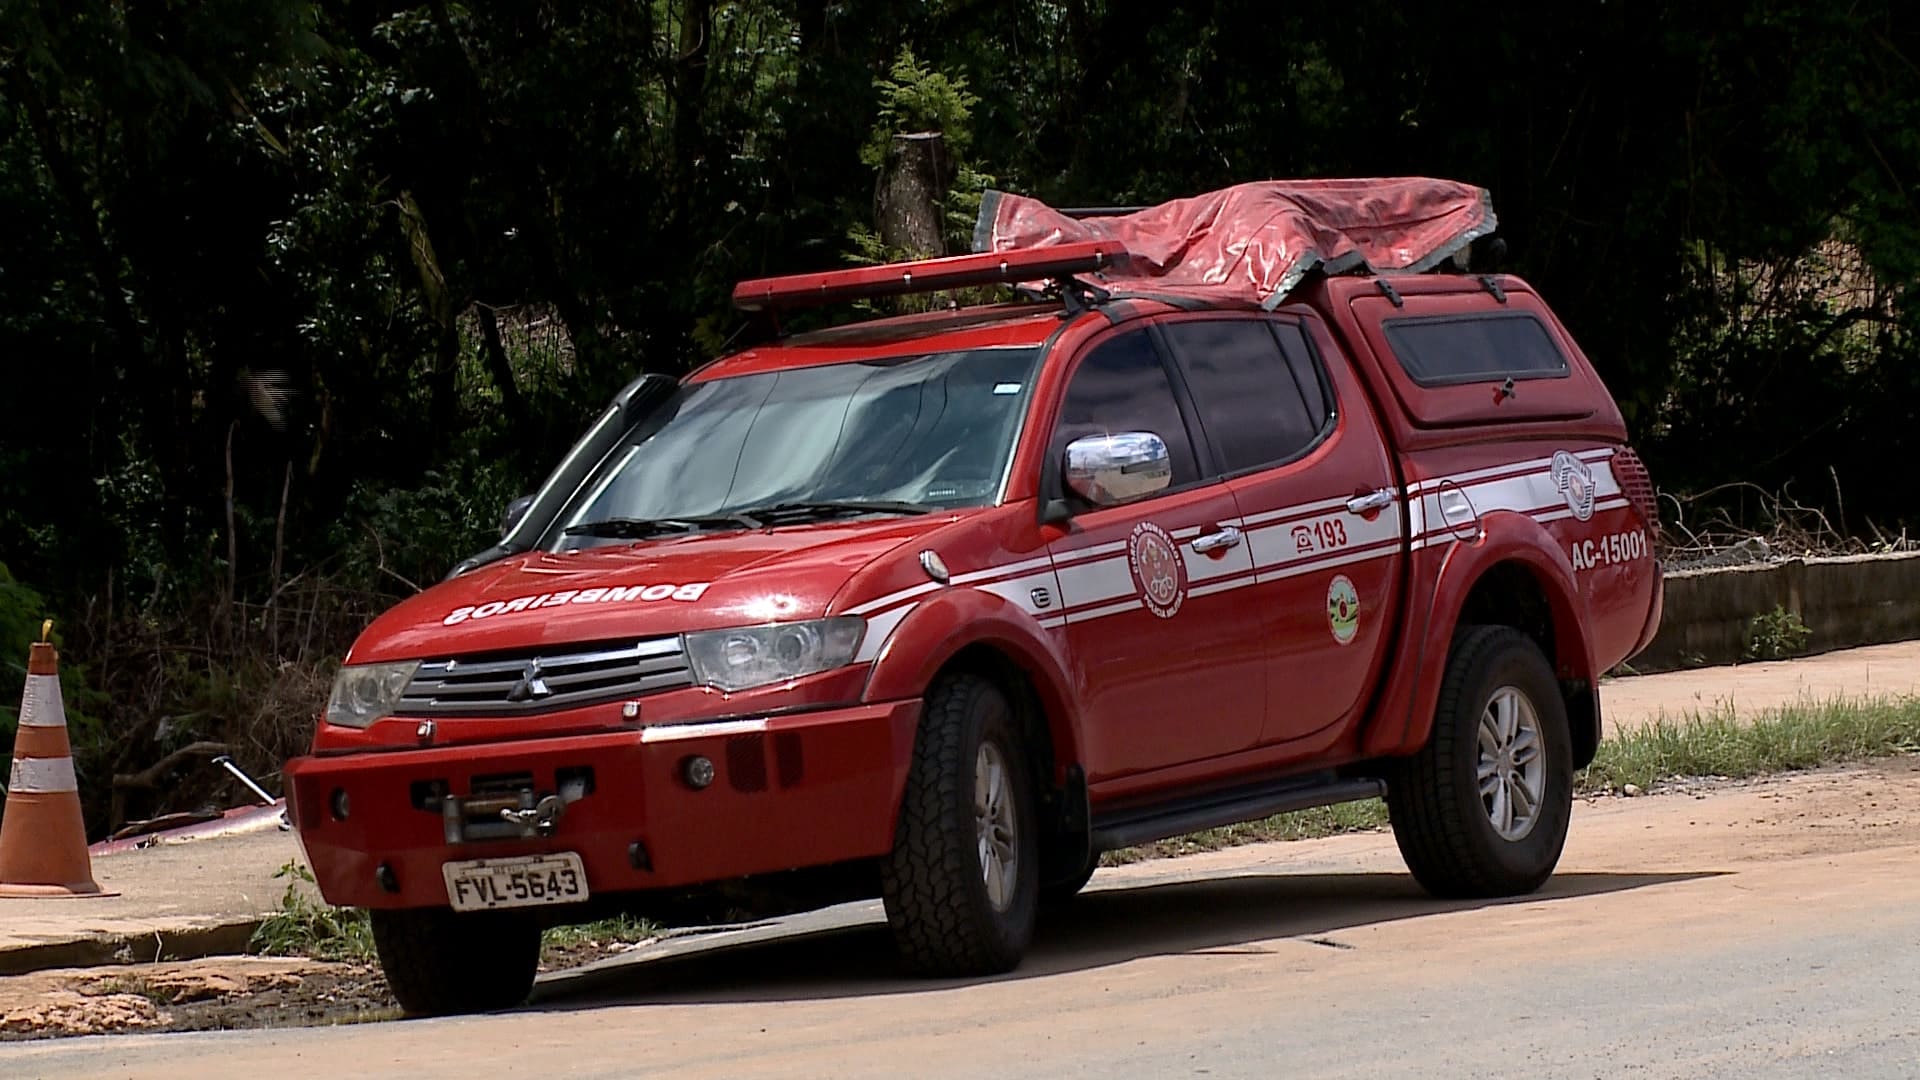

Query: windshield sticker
[1128,521,1187,619]
[443,582,711,626]
[992,382,1023,395]
[1327,575,1360,645]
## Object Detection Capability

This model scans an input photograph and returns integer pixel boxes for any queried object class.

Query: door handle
[1345,489,1396,515]
[1190,526,1243,554]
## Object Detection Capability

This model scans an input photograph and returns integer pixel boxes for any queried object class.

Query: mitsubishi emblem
[506,658,552,702]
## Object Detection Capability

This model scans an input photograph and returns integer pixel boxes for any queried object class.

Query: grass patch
[1581,695,1920,793]
[1101,800,1390,866]
[249,861,658,971]
[538,914,661,969]
[250,862,376,963]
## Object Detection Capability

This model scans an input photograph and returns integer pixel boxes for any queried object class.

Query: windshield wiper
[564,513,763,538]
[737,500,937,523]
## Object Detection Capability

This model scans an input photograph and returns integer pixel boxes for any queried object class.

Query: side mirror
[1063,432,1172,507]
[501,494,536,538]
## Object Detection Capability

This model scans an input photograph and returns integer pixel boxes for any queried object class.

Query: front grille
[395,637,693,717]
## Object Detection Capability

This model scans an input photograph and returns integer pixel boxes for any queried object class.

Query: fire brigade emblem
[1327,574,1360,645]
[1551,450,1596,522]
[1128,521,1187,619]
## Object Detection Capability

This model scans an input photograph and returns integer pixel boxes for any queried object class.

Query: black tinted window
[1382,313,1569,385]
[1161,319,1331,473]
[1053,330,1200,488]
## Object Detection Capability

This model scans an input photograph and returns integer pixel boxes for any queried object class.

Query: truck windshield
[550,347,1042,546]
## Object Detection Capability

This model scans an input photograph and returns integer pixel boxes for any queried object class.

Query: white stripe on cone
[9,756,78,794]
[18,674,66,728]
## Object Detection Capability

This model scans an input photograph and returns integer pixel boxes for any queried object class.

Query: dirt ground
[4,754,1917,1047]
[0,957,394,1039]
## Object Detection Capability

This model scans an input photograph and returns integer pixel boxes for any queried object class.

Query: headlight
[682,618,865,693]
[324,661,420,728]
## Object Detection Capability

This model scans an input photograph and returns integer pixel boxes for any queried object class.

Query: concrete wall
[1630,551,1920,673]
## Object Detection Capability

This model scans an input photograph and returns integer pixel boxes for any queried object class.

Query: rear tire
[881,672,1040,976]
[1387,625,1573,898]
[370,907,541,1017]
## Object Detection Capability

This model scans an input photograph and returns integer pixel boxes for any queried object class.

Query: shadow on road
[530,868,1720,1011]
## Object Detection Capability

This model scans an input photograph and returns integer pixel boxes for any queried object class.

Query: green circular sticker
[1327,574,1360,645]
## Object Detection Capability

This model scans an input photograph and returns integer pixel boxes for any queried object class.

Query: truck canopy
[972,178,1497,310]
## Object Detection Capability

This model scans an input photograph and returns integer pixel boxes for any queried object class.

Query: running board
[1089,774,1387,853]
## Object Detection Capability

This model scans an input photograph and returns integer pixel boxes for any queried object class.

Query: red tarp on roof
[971,178,1497,309]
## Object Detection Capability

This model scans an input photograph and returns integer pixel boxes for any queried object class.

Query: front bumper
[285,700,920,909]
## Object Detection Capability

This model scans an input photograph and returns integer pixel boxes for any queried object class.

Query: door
[1042,326,1268,782]
[1153,313,1405,747]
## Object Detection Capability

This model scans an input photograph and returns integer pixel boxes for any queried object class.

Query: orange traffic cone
[0,624,110,897]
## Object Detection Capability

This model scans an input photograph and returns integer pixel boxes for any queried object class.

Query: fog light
[330,788,351,821]
[682,755,716,790]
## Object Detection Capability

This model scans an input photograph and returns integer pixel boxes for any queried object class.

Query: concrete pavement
[1602,639,1920,731]
[0,818,302,975]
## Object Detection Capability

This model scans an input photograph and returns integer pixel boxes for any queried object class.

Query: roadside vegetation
[250,862,660,970]
[4,2,1920,842]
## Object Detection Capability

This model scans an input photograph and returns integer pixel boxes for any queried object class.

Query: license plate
[442,852,588,912]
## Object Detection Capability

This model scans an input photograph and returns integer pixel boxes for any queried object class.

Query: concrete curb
[1635,551,1920,673]
[0,917,265,976]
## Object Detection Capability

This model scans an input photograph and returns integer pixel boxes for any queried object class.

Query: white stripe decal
[845,581,943,616]
[1049,539,1128,569]
[843,448,1633,626]
[1187,574,1260,599]
[18,675,66,728]
[976,571,1060,615]
[1407,447,1614,496]
[1237,493,1355,528]
[1062,598,1143,625]
[9,756,78,793]
[951,554,1053,586]
[854,603,917,662]
[1056,555,1135,608]
[639,717,769,744]
[1246,506,1402,576]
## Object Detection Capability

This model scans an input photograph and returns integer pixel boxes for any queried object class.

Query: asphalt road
[7,758,1918,1080]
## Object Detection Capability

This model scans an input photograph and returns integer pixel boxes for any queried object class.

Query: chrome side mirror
[1064,432,1172,507]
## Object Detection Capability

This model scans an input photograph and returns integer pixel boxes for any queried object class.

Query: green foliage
[250,861,376,963]
[860,47,981,168]
[1580,697,1920,793]
[0,564,47,738]
[1748,605,1815,661]
[2,0,1919,835]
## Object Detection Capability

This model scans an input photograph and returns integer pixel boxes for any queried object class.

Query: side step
[1088,773,1387,853]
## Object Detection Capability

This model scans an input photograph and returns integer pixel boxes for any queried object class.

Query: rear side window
[1381,313,1569,386]
[1159,319,1332,474]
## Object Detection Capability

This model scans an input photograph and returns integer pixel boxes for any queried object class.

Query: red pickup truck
[285,180,1663,1016]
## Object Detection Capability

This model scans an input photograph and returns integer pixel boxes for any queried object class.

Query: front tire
[370,907,541,1017]
[1387,625,1574,898]
[881,672,1040,976]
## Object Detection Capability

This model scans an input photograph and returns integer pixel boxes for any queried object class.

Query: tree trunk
[877,132,952,258]
[477,306,531,430]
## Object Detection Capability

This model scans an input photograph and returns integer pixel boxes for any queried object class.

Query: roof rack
[730,240,1125,313]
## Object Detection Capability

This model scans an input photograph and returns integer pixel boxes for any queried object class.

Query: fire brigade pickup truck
[284,179,1663,1016]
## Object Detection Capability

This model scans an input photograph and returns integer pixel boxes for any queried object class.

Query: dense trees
[1,1,1916,829]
